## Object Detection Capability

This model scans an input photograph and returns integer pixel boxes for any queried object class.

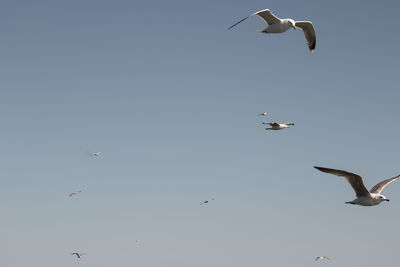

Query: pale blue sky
[1,0,400,266]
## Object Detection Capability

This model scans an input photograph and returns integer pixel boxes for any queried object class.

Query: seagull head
[378,195,390,202]
[289,19,296,29]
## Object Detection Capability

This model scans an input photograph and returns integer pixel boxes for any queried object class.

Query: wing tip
[314,166,328,172]
[309,42,316,52]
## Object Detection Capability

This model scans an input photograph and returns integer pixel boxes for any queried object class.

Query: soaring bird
[91,152,101,157]
[68,190,82,197]
[71,252,86,258]
[263,122,294,130]
[228,9,316,51]
[314,166,400,206]
[258,112,268,116]
[200,198,215,205]
[316,256,330,261]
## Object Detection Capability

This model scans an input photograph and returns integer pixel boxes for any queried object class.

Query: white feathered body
[347,194,387,206]
[260,19,293,33]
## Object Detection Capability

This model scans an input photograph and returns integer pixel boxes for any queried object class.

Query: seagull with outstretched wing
[314,166,399,206]
[262,122,294,130]
[228,9,316,51]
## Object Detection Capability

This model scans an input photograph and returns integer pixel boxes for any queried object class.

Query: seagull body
[314,166,400,206]
[258,112,268,116]
[71,252,86,258]
[91,152,101,157]
[200,200,209,205]
[316,256,330,261]
[228,9,316,51]
[200,198,215,205]
[263,122,294,130]
[68,190,82,197]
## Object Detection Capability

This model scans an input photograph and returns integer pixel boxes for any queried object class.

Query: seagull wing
[314,167,370,197]
[254,9,281,25]
[269,122,280,127]
[228,9,280,30]
[369,175,400,194]
[295,21,316,51]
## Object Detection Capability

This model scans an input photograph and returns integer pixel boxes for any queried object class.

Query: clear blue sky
[1,0,400,266]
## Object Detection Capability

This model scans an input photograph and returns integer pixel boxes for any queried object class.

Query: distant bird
[71,252,86,258]
[200,198,215,205]
[314,166,400,206]
[68,190,82,197]
[258,112,268,116]
[263,122,294,130]
[316,256,330,261]
[91,152,101,157]
[228,9,316,51]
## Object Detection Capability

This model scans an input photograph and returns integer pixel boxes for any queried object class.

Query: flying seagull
[68,190,82,197]
[228,9,316,51]
[71,252,86,259]
[263,122,294,130]
[91,152,101,157]
[316,256,330,261]
[314,166,400,206]
[258,112,268,116]
[200,198,215,205]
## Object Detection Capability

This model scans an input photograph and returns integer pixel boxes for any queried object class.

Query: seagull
[91,152,101,157]
[314,166,400,206]
[71,252,86,259]
[200,198,215,205]
[263,122,294,130]
[228,9,316,51]
[258,112,268,116]
[68,190,82,197]
[316,256,330,261]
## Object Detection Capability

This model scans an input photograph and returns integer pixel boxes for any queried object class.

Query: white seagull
[258,112,268,116]
[68,190,82,197]
[228,9,316,51]
[71,252,86,259]
[314,166,400,206]
[263,122,294,130]
[316,256,330,261]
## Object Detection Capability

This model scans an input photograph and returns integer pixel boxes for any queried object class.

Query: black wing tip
[309,41,316,52]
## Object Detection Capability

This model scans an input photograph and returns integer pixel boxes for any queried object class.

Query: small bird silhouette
[71,252,86,259]
[200,198,215,205]
[315,256,330,261]
[68,190,82,197]
[263,122,294,130]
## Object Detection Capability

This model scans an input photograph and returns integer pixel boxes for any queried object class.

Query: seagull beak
[386,199,390,201]
[293,25,296,30]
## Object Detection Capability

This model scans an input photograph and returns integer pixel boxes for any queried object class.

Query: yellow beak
[293,25,297,30]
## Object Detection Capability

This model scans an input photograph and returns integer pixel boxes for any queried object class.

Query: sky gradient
[1,0,400,266]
